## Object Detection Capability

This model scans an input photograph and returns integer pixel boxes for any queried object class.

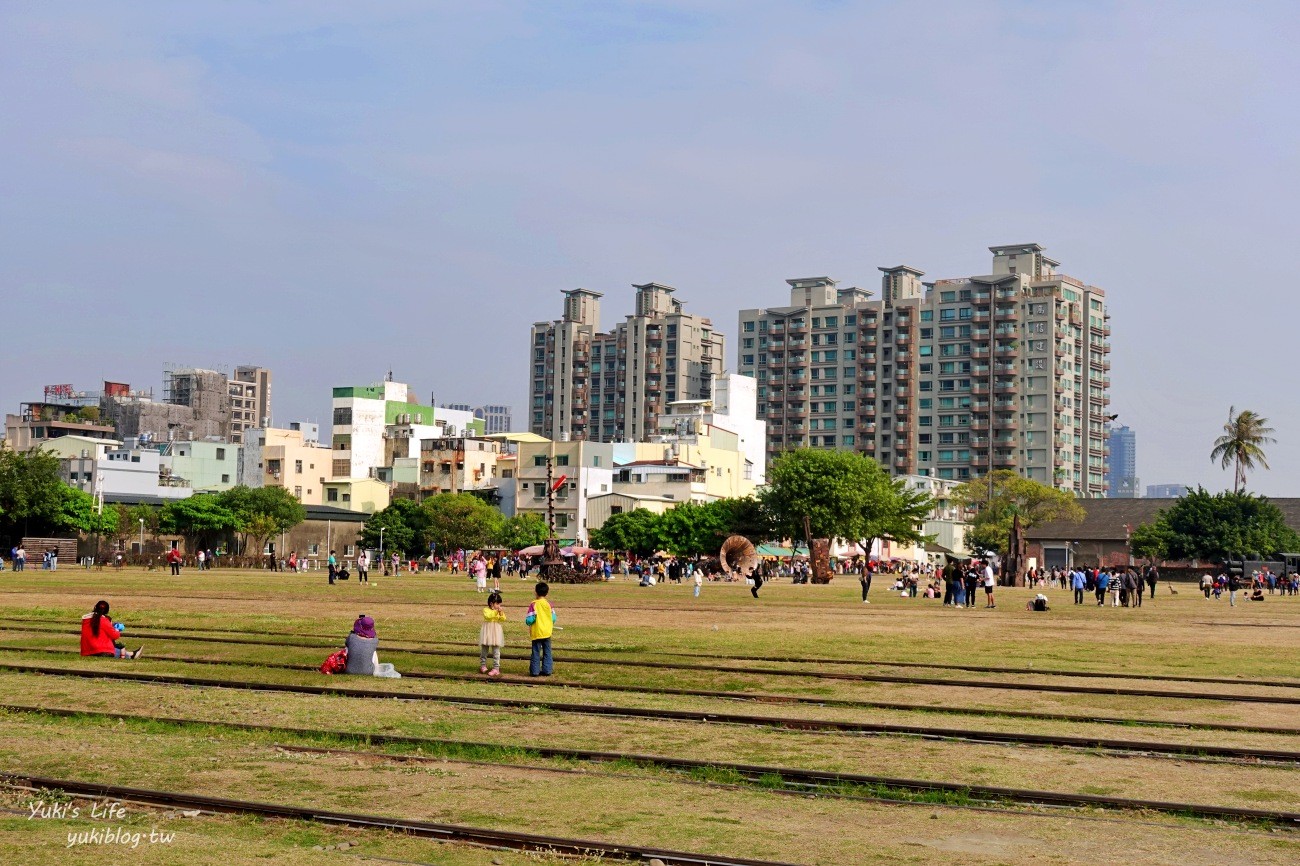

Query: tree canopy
[589,508,666,557]
[954,470,1084,555]
[0,449,67,539]
[159,495,241,551]
[359,498,430,556]
[498,513,549,551]
[1210,407,1275,493]
[1132,488,1300,563]
[54,486,119,536]
[760,449,932,554]
[424,493,505,553]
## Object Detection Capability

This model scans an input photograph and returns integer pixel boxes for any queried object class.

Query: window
[920,310,933,322]
[332,408,352,425]
[533,455,546,466]
[216,448,226,460]
[940,308,956,321]
[940,291,957,303]
[327,489,339,502]
[221,474,230,483]
[743,321,755,332]
[294,460,303,473]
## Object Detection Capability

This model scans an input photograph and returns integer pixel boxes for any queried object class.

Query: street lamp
[138,518,145,557]
[379,527,385,569]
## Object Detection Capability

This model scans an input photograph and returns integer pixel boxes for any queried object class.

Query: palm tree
[1210,406,1276,492]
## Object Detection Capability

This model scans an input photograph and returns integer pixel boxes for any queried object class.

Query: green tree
[711,497,775,543]
[1210,407,1276,493]
[159,495,241,551]
[589,509,665,557]
[53,486,119,536]
[359,498,430,557]
[760,450,925,554]
[1128,520,1173,564]
[1136,488,1300,563]
[423,493,503,553]
[659,501,733,557]
[498,513,549,551]
[855,476,934,559]
[215,485,306,553]
[0,449,66,537]
[954,470,1084,555]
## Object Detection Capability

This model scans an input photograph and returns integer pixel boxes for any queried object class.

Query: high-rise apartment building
[529,283,724,443]
[738,244,1112,496]
[231,366,272,440]
[1106,424,1138,498]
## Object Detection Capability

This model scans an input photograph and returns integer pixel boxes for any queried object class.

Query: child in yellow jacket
[525,582,556,676]
[479,591,506,677]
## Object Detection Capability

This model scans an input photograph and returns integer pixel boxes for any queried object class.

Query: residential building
[321,477,390,514]
[655,373,767,484]
[5,400,117,451]
[1146,483,1189,499]
[63,439,190,501]
[738,244,1112,496]
[164,440,240,493]
[529,283,725,444]
[443,403,513,435]
[611,425,758,503]
[163,366,233,440]
[586,492,676,534]
[513,439,615,543]
[238,425,332,505]
[230,366,273,442]
[1107,424,1138,498]
[331,380,484,482]
[418,437,504,497]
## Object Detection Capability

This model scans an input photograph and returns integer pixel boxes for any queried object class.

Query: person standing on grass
[693,568,703,598]
[526,582,556,677]
[356,550,369,584]
[480,591,506,676]
[982,560,996,609]
[859,562,874,604]
[167,547,181,576]
[749,565,764,599]
[1072,567,1086,605]
[1145,564,1159,600]
[1228,570,1241,607]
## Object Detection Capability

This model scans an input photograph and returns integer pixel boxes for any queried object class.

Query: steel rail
[6,661,1300,764]
[6,615,1297,690]
[2,709,1297,827]
[0,770,803,866]
[7,643,1295,737]
[5,625,1298,704]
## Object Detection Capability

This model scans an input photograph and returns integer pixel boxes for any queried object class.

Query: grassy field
[0,567,1297,865]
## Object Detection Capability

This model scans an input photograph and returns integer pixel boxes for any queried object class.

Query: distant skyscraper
[441,403,513,435]
[1106,424,1137,498]
[1146,483,1189,499]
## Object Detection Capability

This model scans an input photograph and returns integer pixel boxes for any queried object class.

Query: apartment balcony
[995,307,1017,321]
[863,389,877,400]
[972,291,992,304]
[896,385,911,398]
[895,403,911,416]
[1055,328,1069,341]
[766,406,784,418]
[896,422,911,434]
[994,344,1019,357]
[863,403,877,416]
[994,453,1017,468]
[971,346,991,360]
[862,333,878,345]
[895,334,911,345]
[972,365,990,377]
[896,351,911,364]
[971,328,991,341]
[860,422,877,435]
[788,338,807,349]
[972,453,990,467]
[1104,323,1112,336]
[895,368,910,381]
[972,383,990,396]
[972,310,991,324]
[789,405,808,419]
[970,417,990,431]
[894,457,911,471]
[769,339,785,350]
[971,400,990,413]
[994,380,1017,393]
[787,322,808,335]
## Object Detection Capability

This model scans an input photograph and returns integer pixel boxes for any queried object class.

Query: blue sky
[3,1,1299,493]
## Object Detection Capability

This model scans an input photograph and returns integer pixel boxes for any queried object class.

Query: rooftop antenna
[385,368,394,382]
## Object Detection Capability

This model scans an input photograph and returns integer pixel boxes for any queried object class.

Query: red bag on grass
[320,648,347,674]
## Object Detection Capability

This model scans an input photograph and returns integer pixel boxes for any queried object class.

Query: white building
[655,373,767,485]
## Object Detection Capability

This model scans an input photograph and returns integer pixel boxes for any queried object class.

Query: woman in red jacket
[80,600,142,659]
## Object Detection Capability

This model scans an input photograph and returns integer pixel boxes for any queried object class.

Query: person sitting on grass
[80,600,142,659]
[344,614,400,678]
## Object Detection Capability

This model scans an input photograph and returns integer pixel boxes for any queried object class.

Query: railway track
[0,770,801,866]
[3,707,1298,827]
[5,623,1298,704]
[6,615,1296,690]
[6,643,1300,737]
[6,660,1300,764]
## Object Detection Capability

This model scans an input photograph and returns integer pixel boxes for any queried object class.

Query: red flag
[551,474,568,492]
